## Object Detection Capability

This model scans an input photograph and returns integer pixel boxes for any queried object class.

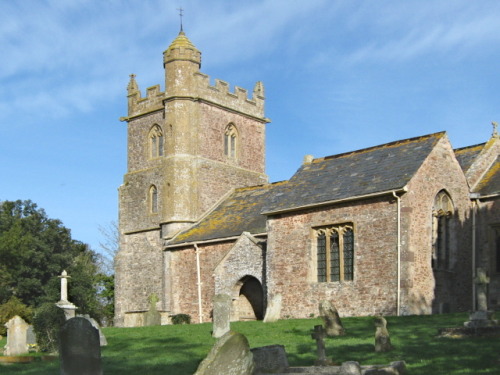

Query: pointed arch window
[224,124,238,159]
[149,125,164,158]
[315,224,354,282]
[432,190,454,270]
[150,185,158,213]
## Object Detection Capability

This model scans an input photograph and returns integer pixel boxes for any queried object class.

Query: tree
[0,200,105,322]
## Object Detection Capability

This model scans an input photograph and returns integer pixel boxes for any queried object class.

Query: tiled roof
[454,143,485,173]
[473,156,500,196]
[166,182,286,246]
[262,132,445,214]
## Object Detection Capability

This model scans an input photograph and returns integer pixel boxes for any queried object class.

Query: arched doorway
[231,276,264,321]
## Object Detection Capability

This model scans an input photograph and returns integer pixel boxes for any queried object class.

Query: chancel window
[432,190,454,270]
[150,185,158,213]
[315,224,354,282]
[224,124,238,159]
[149,125,164,158]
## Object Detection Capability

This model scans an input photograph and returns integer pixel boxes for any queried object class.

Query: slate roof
[454,143,485,173]
[167,132,445,246]
[262,132,445,214]
[167,182,286,247]
[473,156,500,196]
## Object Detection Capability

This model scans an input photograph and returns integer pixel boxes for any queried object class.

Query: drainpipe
[194,244,203,323]
[471,198,478,312]
[393,191,402,316]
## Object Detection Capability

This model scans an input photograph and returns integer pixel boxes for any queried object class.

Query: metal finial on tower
[177,7,184,32]
[492,121,499,138]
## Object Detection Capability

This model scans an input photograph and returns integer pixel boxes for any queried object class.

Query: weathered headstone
[311,325,332,366]
[59,317,102,375]
[26,325,37,348]
[143,293,161,326]
[3,316,29,356]
[340,361,362,375]
[263,293,282,323]
[319,300,345,336]
[81,315,107,346]
[55,270,77,320]
[374,316,393,352]
[465,267,498,328]
[212,293,232,338]
[251,344,289,373]
[194,331,254,375]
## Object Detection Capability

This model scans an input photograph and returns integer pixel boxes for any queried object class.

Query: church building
[114,30,500,327]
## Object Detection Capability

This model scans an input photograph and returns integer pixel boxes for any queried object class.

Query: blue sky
[1,0,499,254]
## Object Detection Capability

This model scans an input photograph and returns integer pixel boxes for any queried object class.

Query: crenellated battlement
[123,31,266,122]
[125,72,265,121]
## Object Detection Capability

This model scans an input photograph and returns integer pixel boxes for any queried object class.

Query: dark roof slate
[167,182,286,246]
[473,156,500,196]
[262,132,445,213]
[454,143,485,173]
[167,132,446,246]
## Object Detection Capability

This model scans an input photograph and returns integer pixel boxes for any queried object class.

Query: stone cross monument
[55,270,77,320]
[465,267,498,328]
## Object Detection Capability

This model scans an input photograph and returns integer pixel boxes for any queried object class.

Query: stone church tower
[115,30,269,326]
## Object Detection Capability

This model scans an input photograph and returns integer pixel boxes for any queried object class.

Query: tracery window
[432,190,454,270]
[150,185,158,213]
[224,124,238,159]
[149,125,164,158]
[315,224,354,282]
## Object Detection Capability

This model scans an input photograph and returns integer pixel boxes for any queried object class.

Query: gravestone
[319,300,345,336]
[194,331,254,375]
[143,293,161,326]
[465,267,498,328]
[212,293,232,338]
[311,325,333,366]
[340,361,362,375]
[59,317,102,375]
[81,315,107,346]
[263,293,282,323]
[374,316,393,352]
[251,344,289,373]
[26,325,37,348]
[4,315,29,356]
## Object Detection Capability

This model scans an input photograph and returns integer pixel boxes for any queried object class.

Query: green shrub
[32,303,66,353]
[171,314,191,325]
[0,296,33,336]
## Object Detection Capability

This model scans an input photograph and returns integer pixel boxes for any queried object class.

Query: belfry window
[432,190,454,270]
[150,185,158,213]
[315,224,354,282]
[149,125,164,158]
[224,124,238,159]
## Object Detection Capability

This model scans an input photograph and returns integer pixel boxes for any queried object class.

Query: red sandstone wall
[266,197,399,319]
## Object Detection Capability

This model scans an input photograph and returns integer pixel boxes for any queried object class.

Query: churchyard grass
[1,312,499,374]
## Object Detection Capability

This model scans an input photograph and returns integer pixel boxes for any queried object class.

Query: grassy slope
[1,313,499,375]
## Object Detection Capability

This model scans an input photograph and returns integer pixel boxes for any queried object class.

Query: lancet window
[224,124,238,159]
[315,224,354,282]
[432,190,454,270]
[149,125,164,158]
[150,185,158,214]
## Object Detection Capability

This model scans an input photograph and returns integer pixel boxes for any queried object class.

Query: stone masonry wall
[168,242,234,323]
[114,229,164,326]
[401,136,472,314]
[476,199,500,309]
[266,197,399,319]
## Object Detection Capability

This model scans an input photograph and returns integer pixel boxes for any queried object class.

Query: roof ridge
[454,142,486,154]
[316,131,446,162]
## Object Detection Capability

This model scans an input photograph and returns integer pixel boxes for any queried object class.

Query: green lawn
[1,313,499,374]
